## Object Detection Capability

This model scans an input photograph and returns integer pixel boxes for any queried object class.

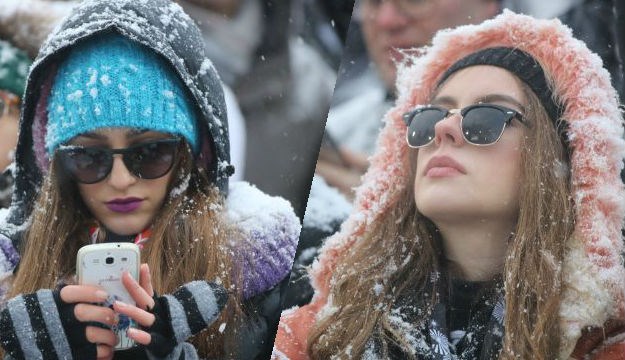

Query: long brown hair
[9,142,245,358]
[308,81,574,359]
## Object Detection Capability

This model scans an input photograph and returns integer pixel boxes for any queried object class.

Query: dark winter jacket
[560,0,625,103]
[0,171,12,209]
[0,0,300,359]
[228,1,335,219]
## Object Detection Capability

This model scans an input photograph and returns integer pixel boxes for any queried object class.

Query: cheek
[484,142,523,205]
[151,172,175,204]
[77,183,100,207]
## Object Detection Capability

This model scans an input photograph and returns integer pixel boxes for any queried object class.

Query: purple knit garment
[238,222,298,299]
[0,234,19,301]
[226,182,300,300]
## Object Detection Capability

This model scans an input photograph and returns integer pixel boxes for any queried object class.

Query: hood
[308,10,625,357]
[3,0,233,243]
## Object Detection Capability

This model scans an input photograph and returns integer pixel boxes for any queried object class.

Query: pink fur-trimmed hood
[308,10,625,357]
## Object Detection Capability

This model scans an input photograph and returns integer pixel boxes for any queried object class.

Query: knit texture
[0,289,95,360]
[0,282,227,360]
[161,281,228,343]
[46,33,199,154]
[439,47,563,122]
[226,181,300,299]
[0,40,31,97]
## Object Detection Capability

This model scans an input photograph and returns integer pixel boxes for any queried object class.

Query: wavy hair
[308,80,574,359]
[8,142,244,358]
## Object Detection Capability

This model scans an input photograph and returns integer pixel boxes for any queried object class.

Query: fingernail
[95,290,108,300]
[115,300,128,308]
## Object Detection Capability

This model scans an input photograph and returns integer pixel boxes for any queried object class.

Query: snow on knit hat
[46,33,199,155]
[303,10,625,358]
[0,40,31,97]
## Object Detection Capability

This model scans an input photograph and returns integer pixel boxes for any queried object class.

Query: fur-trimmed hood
[305,10,625,358]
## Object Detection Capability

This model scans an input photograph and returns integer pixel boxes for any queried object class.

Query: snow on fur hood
[301,10,625,358]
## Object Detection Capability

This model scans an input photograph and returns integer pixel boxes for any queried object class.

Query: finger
[126,327,151,346]
[85,326,117,347]
[121,270,155,311]
[139,263,154,298]
[315,162,361,199]
[113,300,155,328]
[96,344,113,359]
[74,303,117,326]
[60,285,108,304]
[340,147,369,171]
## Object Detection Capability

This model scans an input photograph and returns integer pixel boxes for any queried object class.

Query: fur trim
[307,10,625,358]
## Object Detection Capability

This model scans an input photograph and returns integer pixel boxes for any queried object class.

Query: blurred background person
[0,39,31,209]
[176,0,338,219]
[560,0,625,104]
[319,0,502,201]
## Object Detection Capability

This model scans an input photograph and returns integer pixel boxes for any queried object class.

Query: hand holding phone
[77,243,141,350]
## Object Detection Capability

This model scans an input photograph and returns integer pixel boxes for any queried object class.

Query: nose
[107,155,137,190]
[433,111,464,147]
[375,1,409,30]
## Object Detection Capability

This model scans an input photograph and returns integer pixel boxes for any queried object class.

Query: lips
[424,156,466,177]
[106,197,143,213]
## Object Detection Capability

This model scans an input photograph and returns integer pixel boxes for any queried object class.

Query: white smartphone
[76,242,141,350]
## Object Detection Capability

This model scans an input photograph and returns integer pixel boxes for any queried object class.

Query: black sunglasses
[57,138,181,184]
[403,103,526,148]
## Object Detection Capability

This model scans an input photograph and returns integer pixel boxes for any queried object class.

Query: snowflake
[429,328,451,356]
[493,298,505,324]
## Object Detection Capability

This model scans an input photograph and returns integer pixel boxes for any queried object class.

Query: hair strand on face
[8,142,248,358]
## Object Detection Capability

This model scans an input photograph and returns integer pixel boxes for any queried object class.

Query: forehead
[433,65,526,106]
[71,128,171,142]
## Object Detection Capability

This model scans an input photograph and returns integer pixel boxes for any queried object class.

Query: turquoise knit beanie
[46,33,199,154]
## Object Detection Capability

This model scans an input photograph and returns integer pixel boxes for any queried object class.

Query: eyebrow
[76,129,150,140]
[76,132,106,140]
[431,94,526,112]
[126,129,149,138]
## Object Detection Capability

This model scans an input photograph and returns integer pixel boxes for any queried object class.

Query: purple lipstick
[106,197,143,213]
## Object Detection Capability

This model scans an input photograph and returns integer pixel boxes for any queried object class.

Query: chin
[102,217,150,236]
[416,196,473,220]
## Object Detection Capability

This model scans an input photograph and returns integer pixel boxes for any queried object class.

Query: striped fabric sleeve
[146,342,200,360]
[162,281,228,343]
[0,290,73,360]
[0,289,95,360]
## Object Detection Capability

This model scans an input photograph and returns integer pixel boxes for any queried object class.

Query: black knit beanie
[438,47,564,122]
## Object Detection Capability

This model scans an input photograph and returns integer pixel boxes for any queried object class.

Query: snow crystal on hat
[46,33,199,154]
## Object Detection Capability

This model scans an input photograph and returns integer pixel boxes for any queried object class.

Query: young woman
[0,0,299,359]
[275,11,625,360]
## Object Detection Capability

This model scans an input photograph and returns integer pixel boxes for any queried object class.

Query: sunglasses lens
[406,108,446,147]
[125,140,178,179]
[462,106,508,145]
[60,148,111,184]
